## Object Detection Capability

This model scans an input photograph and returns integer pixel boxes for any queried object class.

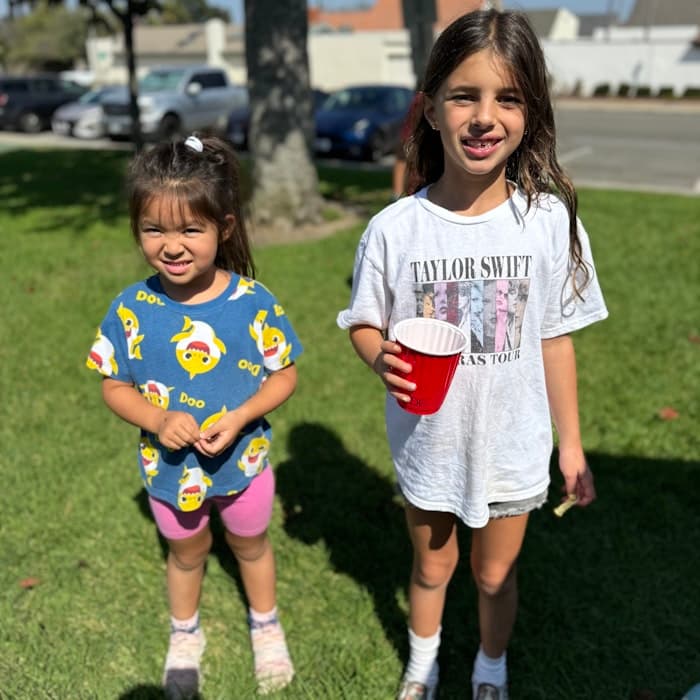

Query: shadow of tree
[0,148,129,234]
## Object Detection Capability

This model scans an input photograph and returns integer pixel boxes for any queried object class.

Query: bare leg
[163,529,211,696]
[227,529,293,694]
[225,529,276,613]
[470,513,529,657]
[405,504,459,637]
[166,526,213,619]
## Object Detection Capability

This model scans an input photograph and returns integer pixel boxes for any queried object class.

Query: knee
[169,546,209,572]
[472,562,517,598]
[226,531,269,564]
[168,532,212,572]
[412,551,458,590]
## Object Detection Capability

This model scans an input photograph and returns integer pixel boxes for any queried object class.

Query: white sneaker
[473,682,509,700]
[249,617,294,695]
[397,678,438,699]
[163,627,206,700]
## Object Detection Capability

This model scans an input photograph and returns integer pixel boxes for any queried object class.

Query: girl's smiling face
[138,194,232,304]
[425,48,526,185]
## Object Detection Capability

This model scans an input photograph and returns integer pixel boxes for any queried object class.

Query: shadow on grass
[0,148,129,233]
[118,686,168,699]
[275,421,413,657]
[128,443,700,698]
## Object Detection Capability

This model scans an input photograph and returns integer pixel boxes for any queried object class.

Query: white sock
[171,611,199,633]
[404,627,440,686]
[471,645,507,689]
[249,605,278,625]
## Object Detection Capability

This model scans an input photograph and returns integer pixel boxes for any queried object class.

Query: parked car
[0,75,87,133]
[102,65,247,141]
[227,88,328,150]
[51,85,123,139]
[314,84,414,161]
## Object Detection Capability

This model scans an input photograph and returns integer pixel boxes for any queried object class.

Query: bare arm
[349,324,415,403]
[542,334,595,507]
[102,378,200,450]
[196,363,298,457]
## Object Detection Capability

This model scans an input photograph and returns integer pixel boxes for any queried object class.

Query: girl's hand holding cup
[374,339,416,404]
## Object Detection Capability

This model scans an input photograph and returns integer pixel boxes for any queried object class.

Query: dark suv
[0,75,87,133]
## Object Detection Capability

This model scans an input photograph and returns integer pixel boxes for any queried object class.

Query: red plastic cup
[392,317,468,415]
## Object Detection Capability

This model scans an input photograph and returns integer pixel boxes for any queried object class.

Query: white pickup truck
[103,64,247,140]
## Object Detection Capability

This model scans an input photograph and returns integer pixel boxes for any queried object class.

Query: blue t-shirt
[87,273,302,511]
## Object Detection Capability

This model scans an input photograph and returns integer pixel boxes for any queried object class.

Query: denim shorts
[488,488,548,519]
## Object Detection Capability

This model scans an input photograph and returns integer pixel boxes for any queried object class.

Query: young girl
[87,135,301,698]
[337,9,607,700]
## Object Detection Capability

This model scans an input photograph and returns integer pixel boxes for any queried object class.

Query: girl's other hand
[558,445,596,507]
[157,411,201,450]
[195,410,245,457]
[373,339,416,404]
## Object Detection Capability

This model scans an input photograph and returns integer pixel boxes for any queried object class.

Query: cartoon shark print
[117,302,144,360]
[228,277,256,301]
[171,316,227,380]
[177,466,213,512]
[200,405,227,433]
[249,310,292,370]
[140,380,174,410]
[237,436,270,477]
[86,328,118,377]
[249,310,268,356]
[139,436,159,486]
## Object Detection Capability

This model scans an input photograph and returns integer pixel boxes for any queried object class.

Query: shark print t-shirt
[87,274,302,511]
[338,187,608,527]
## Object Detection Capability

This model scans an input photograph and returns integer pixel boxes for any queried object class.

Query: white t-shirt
[337,187,608,527]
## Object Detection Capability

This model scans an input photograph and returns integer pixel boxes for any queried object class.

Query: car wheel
[367,131,386,162]
[19,111,43,134]
[158,114,182,142]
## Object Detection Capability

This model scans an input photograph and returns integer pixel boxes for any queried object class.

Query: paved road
[554,100,700,196]
[1,100,698,195]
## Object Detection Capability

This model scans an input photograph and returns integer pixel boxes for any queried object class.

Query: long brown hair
[127,135,255,278]
[405,9,590,296]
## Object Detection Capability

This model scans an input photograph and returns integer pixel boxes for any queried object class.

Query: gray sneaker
[397,679,437,700]
[474,682,509,700]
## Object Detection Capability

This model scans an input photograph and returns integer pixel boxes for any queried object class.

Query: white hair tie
[184,135,203,152]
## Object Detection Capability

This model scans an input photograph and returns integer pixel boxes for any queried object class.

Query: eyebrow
[445,84,522,93]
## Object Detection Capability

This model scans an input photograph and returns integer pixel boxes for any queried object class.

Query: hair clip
[184,135,204,152]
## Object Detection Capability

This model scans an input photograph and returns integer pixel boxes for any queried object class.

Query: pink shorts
[149,466,275,541]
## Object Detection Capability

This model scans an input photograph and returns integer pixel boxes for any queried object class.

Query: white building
[85,3,700,98]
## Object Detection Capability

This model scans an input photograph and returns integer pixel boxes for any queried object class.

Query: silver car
[51,86,122,139]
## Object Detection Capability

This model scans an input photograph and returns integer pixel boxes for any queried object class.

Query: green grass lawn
[1,148,698,700]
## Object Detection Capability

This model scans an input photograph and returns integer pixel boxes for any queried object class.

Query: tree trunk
[244,0,322,233]
[124,0,144,152]
[401,0,436,88]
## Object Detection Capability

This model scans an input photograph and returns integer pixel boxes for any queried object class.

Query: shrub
[656,86,675,99]
[617,83,631,97]
[592,83,611,97]
[681,86,700,99]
